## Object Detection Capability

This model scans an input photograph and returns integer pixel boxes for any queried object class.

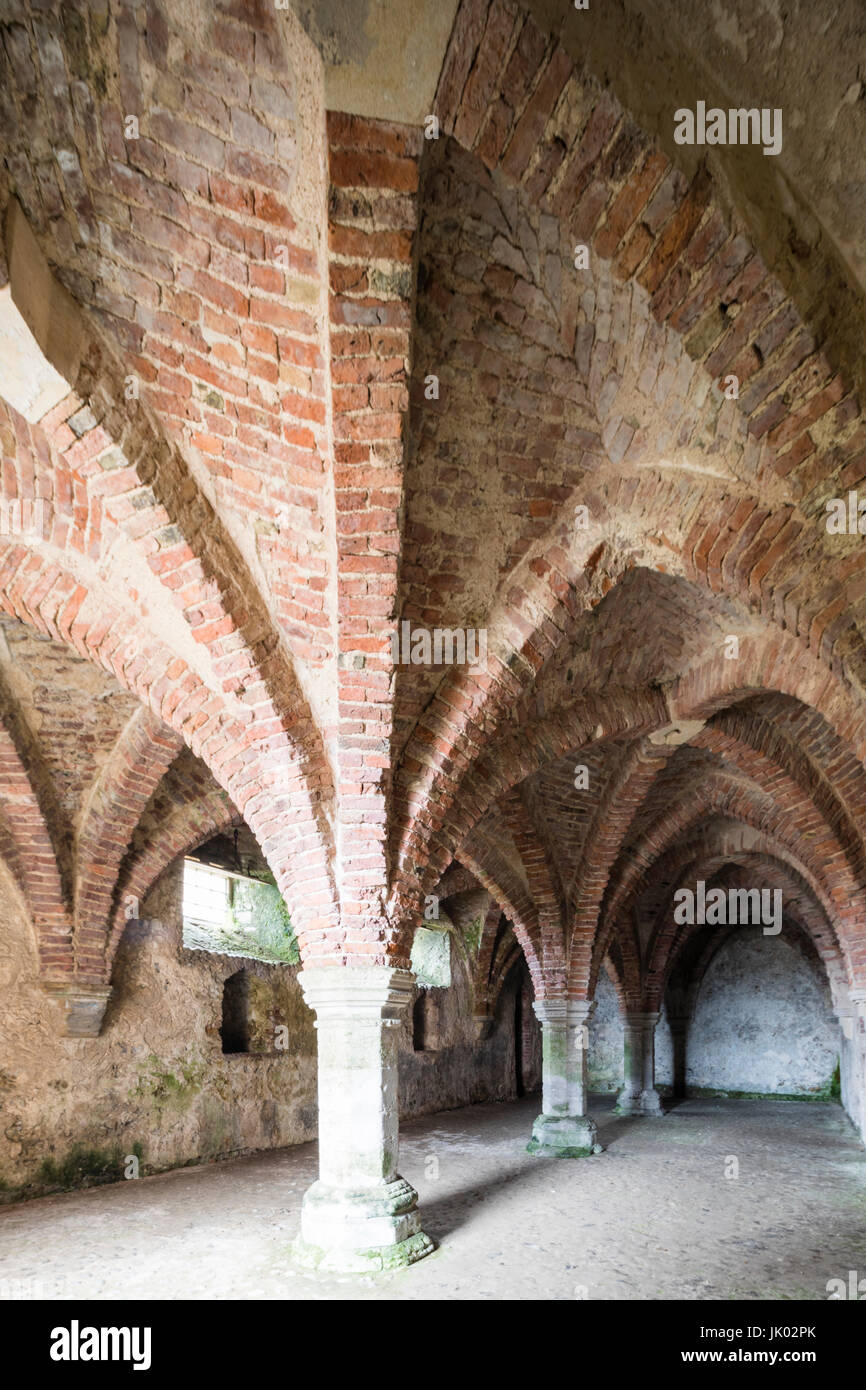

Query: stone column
[293,966,433,1272]
[527,1000,600,1156]
[834,991,857,1129]
[848,988,866,1142]
[616,1011,664,1116]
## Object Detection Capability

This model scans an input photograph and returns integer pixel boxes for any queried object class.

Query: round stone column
[293,966,433,1272]
[527,1000,601,1156]
[848,987,866,1142]
[615,1011,664,1116]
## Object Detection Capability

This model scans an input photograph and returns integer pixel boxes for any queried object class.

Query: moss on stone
[0,1139,146,1201]
[462,915,484,959]
[688,1085,839,1103]
[185,877,299,964]
[129,1052,205,1107]
[829,1058,842,1102]
[527,1139,595,1158]
[411,925,451,987]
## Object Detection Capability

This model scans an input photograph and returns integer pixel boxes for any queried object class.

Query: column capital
[848,987,866,1015]
[41,980,112,1037]
[833,990,858,1038]
[532,999,595,1027]
[533,999,569,1026]
[297,966,415,1026]
[624,1010,661,1029]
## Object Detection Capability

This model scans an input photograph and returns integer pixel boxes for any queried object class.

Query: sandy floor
[1,1095,865,1301]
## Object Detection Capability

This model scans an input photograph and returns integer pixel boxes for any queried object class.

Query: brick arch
[487,935,526,1019]
[109,799,241,972]
[389,510,866,946]
[607,911,643,1013]
[643,847,845,1010]
[0,702,72,976]
[550,636,866,998]
[389,513,668,906]
[0,0,334,679]
[435,0,861,559]
[0,540,335,962]
[74,709,184,981]
[5,269,328,736]
[389,599,866,944]
[597,791,845,979]
[567,737,669,1001]
[467,894,504,1018]
[389,0,866,945]
[37,373,338,920]
[500,787,567,994]
[661,823,841,962]
[653,856,845,1011]
[697,702,866,894]
[0,218,339,952]
[394,598,866,938]
[623,718,866,962]
[389,678,668,937]
[671,636,866,763]
[593,790,852,998]
[690,722,866,911]
[454,841,543,990]
[390,609,866,999]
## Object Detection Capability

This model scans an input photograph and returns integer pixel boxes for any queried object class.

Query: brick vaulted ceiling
[0,0,864,1025]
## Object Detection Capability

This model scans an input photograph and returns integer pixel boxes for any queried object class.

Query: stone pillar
[527,1000,600,1156]
[834,991,857,1129]
[847,988,866,1142]
[616,1011,664,1116]
[293,966,433,1272]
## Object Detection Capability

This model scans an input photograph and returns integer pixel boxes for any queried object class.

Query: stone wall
[683,928,840,1098]
[587,967,623,1092]
[0,862,319,1199]
[400,947,541,1116]
[0,859,538,1200]
[588,930,842,1101]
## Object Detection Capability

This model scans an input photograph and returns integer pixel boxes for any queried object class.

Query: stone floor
[2,1095,865,1301]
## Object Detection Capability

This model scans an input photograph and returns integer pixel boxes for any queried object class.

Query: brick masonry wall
[0,0,862,1131]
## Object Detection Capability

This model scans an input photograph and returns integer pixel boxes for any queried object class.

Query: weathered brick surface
[0,393,336,978]
[326,112,421,966]
[372,0,866,1010]
[0,0,865,1033]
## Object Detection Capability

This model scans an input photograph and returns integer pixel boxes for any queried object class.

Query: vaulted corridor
[0,0,865,1322]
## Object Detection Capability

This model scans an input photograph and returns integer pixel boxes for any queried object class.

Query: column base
[615,1088,664,1117]
[527,1113,602,1158]
[292,1176,434,1273]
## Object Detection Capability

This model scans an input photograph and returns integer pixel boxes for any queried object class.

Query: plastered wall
[0,862,538,1200]
[588,930,842,1102]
